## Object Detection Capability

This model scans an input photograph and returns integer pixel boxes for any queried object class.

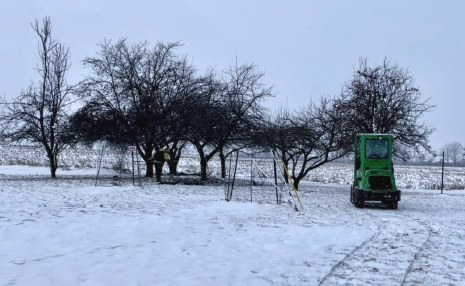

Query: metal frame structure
[224,150,304,211]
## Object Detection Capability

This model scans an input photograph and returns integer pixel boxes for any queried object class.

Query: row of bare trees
[441,142,464,164]
[0,18,435,186]
[69,38,272,181]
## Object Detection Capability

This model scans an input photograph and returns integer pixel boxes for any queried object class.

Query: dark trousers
[155,163,163,182]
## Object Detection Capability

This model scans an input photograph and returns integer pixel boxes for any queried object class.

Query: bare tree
[185,73,224,181]
[336,58,435,160]
[68,99,132,147]
[78,39,193,177]
[0,17,74,178]
[217,115,262,178]
[443,142,463,164]
[157,56,200,175]
[290,98,352,189]
[252,106,299,183]
[463,144,465,163]
[187,63,272,181]
[254,98,351,190]
[215,63,272,178]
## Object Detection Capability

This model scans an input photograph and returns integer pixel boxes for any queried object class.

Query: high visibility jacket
[148,150,170,164]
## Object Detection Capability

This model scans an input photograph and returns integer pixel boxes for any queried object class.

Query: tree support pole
[280,156,303,211]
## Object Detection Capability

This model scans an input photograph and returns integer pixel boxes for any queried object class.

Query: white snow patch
[1,168,464,285]
[0,165,113,176]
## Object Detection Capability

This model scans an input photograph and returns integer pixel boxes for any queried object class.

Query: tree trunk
[219,149,226,178]
[281,150,289,183]
[145,161,154,177]
[169,160,178,175]
[50,163,57,178]
[293,177,301,191]
[200,156,208,181]
[50,167,56,178]
[48,152,57,178]
[168,141,185,175]
[142,142,154,177]
[194,143,208,181]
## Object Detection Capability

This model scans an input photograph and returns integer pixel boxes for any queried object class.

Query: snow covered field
[1,145,464,190]
[1,166,464,285]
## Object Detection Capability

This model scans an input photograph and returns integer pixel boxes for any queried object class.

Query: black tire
[352,188,364,208]
[355,198,365,208]
[350,186,354,203]
[387,202,398,209]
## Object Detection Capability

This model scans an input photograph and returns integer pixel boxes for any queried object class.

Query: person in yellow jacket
[148,148,170,183]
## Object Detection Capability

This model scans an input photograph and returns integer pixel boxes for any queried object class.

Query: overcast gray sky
[1,0,464,150]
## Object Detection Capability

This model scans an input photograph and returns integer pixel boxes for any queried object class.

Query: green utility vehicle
[350,134,401,209]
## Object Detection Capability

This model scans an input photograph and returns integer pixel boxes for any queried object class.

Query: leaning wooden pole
[280,156,304,211]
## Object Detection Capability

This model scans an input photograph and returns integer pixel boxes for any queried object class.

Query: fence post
[136,151,141,186]
[273,151,279,204]
[250,158,253,202]
[229,151,239,201]
[95,144,105,187]
[226,154,233,201]
[441,151,445,194]
[132,151,135,185]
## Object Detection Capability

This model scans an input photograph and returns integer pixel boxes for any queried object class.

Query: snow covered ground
[1,166,465,286]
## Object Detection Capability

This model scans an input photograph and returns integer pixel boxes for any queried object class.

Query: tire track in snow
[401,219,465,285]
[317,229,381,286]
[318,209,431,286]
[399,216,435,286]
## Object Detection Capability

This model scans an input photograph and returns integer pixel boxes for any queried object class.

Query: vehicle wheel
[355,199,364,208]
[387,202,398,209]
[350,186,354,203]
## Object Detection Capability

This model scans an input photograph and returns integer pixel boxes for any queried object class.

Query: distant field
[1,145,464,190]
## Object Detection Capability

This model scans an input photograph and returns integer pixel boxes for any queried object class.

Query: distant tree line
[440,142,464,164]
[0,18,436,189]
